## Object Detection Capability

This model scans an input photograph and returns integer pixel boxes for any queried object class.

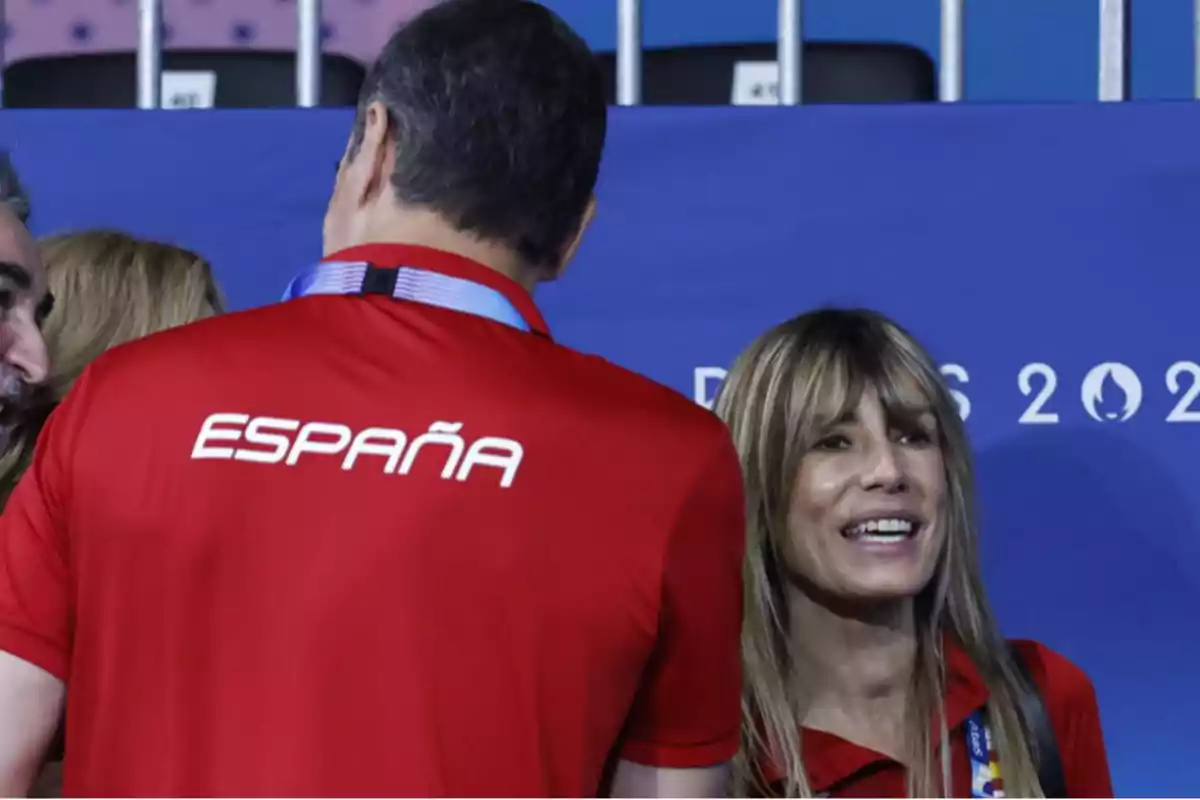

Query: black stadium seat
[596,42,936,104]
[2,50,366,108]
[3,43,931,108]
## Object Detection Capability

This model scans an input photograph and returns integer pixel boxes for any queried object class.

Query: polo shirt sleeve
[619,428,745,769]
[1013,640,1115,798]
[0,367,97,681]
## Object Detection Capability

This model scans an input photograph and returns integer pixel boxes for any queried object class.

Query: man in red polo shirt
[0,1,744,796]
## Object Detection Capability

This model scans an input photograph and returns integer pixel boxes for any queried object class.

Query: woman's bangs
[795,333,939,434]
[796,347,864,432]
[873,347,941,425]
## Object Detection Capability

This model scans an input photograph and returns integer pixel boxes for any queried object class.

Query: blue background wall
[8,2,1200,792]
[543,0,1197,102]
[10,103,1200,795]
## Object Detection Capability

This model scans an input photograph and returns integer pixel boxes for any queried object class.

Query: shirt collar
[323,243,552,339]
[763,634,991,793]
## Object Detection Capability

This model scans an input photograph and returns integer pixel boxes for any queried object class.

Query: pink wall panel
[2,0,442,65]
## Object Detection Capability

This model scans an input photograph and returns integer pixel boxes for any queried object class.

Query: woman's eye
[813,434,851,451]
[897,428,934,446]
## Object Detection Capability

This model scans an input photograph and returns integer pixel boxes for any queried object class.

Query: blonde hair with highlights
[0,230,224,506]
[714,308,1043,798]
[38,229,224,402]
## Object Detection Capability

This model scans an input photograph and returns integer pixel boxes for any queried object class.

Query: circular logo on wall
[1079,362,1143,422]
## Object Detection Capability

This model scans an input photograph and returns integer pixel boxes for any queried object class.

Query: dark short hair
[0,151,31,224]
[351,0,607,271]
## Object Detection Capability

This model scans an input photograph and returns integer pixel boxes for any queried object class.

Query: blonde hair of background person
[39,230,224,402]
[0,230,224,505]
[713,308,1110,798]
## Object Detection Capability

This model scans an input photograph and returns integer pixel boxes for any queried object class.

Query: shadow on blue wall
[976,428,1199,797]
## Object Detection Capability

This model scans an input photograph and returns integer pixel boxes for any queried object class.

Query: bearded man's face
[0,208,51,440]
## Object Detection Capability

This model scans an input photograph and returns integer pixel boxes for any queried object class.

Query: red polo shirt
[0,244,745,797]
[762,639,1113,797]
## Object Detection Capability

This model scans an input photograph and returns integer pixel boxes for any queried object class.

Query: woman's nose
[860,441,907,492]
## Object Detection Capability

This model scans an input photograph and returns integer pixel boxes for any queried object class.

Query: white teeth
[844,518,917,539]
[849,520,912,537]
[860,532,907,543]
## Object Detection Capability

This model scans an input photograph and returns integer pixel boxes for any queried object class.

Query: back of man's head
[351,0,607,272]
[0,151,31,225]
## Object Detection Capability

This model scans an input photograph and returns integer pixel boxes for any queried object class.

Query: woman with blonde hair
[37,229,224,404]
[0,229,222,489]
[714,308,1112,798]
[0,230,223,504]
[2,230,224,796]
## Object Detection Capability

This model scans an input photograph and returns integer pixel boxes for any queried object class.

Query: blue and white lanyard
[282,260,531,333]
[966,709,1004,798]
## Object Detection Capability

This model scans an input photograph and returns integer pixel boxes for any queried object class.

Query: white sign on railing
[162,71,217,110]
[731,61,780,105]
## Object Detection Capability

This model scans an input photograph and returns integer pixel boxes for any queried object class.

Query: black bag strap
[1008,643,1068,798]
[44,720,64,762]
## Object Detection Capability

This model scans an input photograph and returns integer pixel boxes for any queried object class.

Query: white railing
[0,0,323,109]
[136,0,323,109]
[0,0,1174,108]
[940,0,964,102]
[616,0,642,106]
[136,0,163,108]
[778,0,804,105]
[1098,0,1131,101]
[614,0,1149,104]
[296,0,323,108]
